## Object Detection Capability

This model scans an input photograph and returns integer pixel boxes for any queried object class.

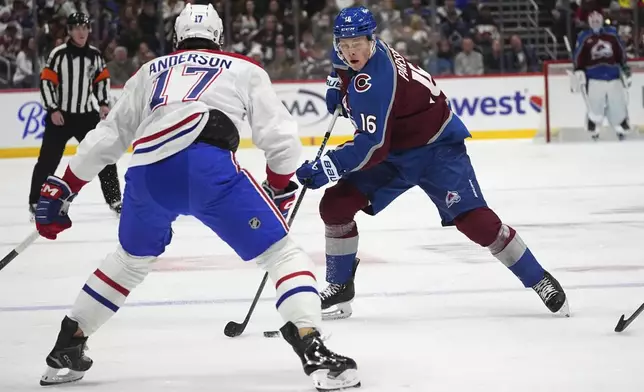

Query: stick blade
[224,321,244,337]
[615,315,627,332]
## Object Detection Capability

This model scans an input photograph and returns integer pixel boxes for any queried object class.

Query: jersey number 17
[149,66,223,111]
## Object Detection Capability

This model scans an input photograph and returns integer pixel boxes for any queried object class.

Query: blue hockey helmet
[333,6,377,40]
[333,6,377,66]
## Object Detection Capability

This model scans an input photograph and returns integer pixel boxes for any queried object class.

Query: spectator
[118,18,143,56]
[406,0,433,25]
[374,0,402,29]
[505,35,539,73]
[0,0,555,89]
[107,46,136,86]
[133,41,153,69]
[454,37,484,75]
[483,39,504,74]
[254,14,281,64]
[240,0,260,34]
[426,38,454,75]
[266,44,297,81]
[138,0,161,53]
[437,0,462,24]
[247,44,263,66]
[440,5,470,50]
[0,24,21,60]
[13,36,35,88]
[52,0,87,19]
[472,5,499,47]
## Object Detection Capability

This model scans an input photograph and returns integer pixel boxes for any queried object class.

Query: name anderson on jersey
[149,53,233,75]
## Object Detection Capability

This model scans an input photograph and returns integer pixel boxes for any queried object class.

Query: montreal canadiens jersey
[573,27,626,81]
[68,49,301,182]
[330,39,469,173]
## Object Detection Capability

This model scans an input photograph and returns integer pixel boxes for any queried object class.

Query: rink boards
[1,70,642,158]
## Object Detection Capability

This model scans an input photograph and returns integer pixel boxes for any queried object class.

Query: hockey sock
[325,222,358,284]
[256,236,321,329]
[69,245,154,335]
[488,224,544,287]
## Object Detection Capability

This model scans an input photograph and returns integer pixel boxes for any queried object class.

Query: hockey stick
[223,106,342,338]
[615,302,644,332]
[0,230,40,271]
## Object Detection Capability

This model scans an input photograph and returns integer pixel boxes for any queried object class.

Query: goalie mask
[588,11,604,33]
[174,4,224,49]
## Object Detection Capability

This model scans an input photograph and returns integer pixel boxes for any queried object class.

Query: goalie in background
[571,11,631,141]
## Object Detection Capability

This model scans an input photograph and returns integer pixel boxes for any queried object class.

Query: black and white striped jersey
[40,42,111,114]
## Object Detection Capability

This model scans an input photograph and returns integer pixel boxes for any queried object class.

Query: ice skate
[532,271,570,317]
[280,322,360,391]
[617,120,630,141]
[40,316,93,386]
[109,200,122,215]
[587,119,600,141]
[321,259,359,320]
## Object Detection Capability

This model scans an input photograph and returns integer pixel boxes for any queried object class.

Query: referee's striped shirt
[40,42,110,114]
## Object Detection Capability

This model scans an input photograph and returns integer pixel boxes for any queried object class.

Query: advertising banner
[1,75,545,158]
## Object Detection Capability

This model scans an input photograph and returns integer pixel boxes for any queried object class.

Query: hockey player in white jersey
[572,11,631,140]
[33,4,360,391]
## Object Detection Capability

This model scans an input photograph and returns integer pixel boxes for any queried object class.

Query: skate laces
[306,334,342,364]
[533,276,557,302]
[320,284,343,300]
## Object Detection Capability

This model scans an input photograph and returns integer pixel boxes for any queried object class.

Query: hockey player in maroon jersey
[295,6,570,320]
[572,11,631,140]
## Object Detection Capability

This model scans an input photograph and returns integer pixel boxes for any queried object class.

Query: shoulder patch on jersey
[354,73,372,93]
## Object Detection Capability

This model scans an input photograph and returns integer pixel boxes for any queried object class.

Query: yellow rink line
[0,129,538,159]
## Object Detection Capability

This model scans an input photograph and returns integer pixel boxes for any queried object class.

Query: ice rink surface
[0,139,643,392]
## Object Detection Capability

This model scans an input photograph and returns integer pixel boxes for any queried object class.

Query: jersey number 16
[409,63,442,103]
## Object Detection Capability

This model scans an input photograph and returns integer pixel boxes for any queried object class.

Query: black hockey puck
[263,330,280,338]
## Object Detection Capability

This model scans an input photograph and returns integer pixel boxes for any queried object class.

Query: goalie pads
[569,70,586,93]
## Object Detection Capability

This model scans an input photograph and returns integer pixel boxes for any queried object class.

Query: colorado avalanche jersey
[67,49,301,183]
[573,27,626,81]
[330,39,468,173]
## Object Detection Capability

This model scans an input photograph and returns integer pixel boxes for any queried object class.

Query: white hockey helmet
[588,11,604,33]
[174,4,223,48]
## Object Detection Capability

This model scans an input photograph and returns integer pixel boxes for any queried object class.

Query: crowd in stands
[0,0,641,89]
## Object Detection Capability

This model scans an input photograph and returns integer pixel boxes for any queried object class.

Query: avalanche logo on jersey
[354,73,372,93]
[445,191,461,208]
[590,39,614,60]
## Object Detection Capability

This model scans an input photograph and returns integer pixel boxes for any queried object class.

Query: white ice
[1,139,643,392]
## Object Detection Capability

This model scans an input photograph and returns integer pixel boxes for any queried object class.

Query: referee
[30,12,122,219]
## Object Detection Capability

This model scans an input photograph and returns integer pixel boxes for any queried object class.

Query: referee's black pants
[29,111,122,206]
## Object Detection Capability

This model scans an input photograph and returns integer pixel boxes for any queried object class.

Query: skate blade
[40,366,85,386]
[322,302,353,321]
[311,369,360,391]
[557,298,571,318]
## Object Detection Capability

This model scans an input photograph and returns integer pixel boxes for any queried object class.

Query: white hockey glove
[569,70,586,93]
